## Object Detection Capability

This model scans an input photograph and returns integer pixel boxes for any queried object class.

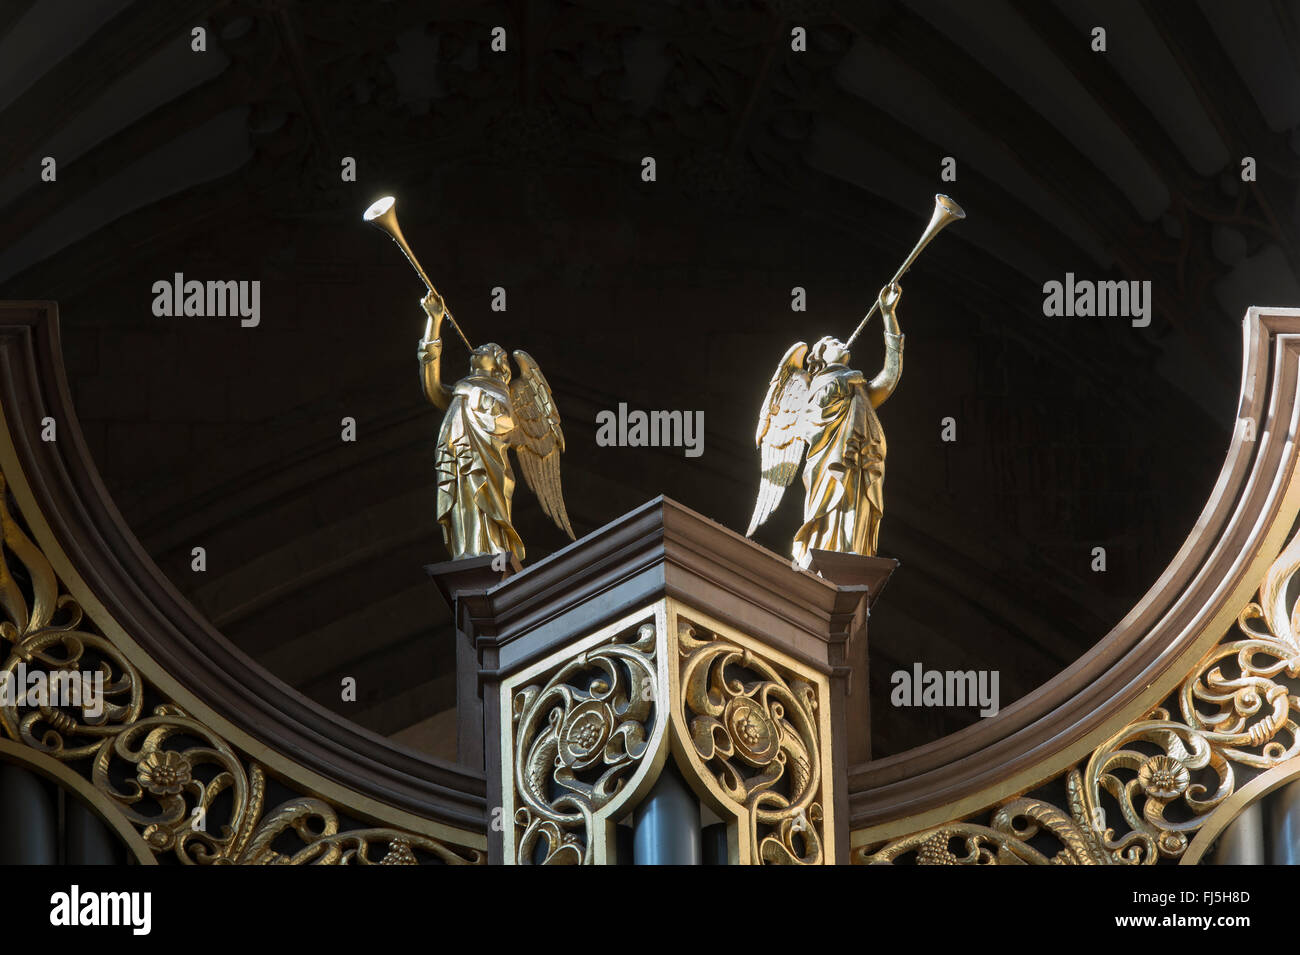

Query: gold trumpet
[845,193,966,347]
[363,196,473,350]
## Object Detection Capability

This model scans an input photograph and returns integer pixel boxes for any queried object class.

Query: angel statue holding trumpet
[363,196,575,562]
[746,194,965,569]
[417,291,575,561]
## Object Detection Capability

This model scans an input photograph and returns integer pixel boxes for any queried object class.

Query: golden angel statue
[417,291,576,562]
[747,283,904,568]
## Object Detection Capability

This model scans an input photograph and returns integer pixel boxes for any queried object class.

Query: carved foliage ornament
[857,520,1300,865]
[676,615,830,865]
[0,472,483,865]
[511,619,659,864]
[505,606,834,865]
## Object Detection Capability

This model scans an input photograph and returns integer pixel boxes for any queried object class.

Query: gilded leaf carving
[857,522,1300,865]
[677,617,828,865]
[0,471,483,865]
[511,621,659,864]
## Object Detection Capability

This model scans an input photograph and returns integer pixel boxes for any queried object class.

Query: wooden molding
[8,299,1298,854]
[848,307,1300,838]
[0,302,486,837]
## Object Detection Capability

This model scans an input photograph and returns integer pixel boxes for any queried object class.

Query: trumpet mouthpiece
[363,196,396,222]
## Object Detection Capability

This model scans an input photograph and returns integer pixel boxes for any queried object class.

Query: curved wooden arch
[849,306,1300,841]
[0,302,486,842]
[6,300,1299,861]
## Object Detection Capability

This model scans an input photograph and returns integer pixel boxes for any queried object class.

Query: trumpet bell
[361,193,426,290]
[360,194,475,350]
[843,192,967,347]
[363,195,400,235]
[932,193,966,225]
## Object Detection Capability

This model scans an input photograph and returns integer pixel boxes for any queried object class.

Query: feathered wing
[508,350,577,541]
[746,342,810,536]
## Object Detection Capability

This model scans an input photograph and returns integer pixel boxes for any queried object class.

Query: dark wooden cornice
[473,495,861,679]
[0,302,486,834]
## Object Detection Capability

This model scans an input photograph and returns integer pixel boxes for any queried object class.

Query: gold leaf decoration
[856,522,1300,865]
[511,621,658,864]
[0,470,483,865]
[678,618,826,865]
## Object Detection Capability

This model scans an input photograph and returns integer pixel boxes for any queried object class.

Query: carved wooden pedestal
[428,497,894,864]
[807,549,898,765]
[425,553,519,771]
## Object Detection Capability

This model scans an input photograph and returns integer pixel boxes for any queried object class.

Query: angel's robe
[792,363,888,567]
[434,374,526,560]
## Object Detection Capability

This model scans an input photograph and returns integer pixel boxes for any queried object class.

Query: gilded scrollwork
[676,618,828,864]
[857,522,1300,866]
[511,621,658,864]
[0,472,483,865]
[862,769,1134,865]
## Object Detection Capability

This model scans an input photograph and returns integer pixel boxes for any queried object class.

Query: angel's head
[809,336,851,372]
[471,342,511,383]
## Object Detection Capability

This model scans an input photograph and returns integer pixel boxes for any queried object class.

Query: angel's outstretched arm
[418,294,454,410]
[867,284,904,408]
[418,337,454,410]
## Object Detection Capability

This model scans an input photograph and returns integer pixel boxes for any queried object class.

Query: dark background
[1,0,1297,761]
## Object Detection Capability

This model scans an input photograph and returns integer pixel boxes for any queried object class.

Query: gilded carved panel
[0,470,484,865]
[667,603,835,865]
[500,600,836,864]
[502,605,669,864]
[855,518,1300,865]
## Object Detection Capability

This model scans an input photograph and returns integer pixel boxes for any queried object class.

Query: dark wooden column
[808,549,898,766]
[426,553,519,772]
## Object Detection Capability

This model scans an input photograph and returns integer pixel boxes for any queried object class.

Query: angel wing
[746,342,811,536]
[508,350,577,541]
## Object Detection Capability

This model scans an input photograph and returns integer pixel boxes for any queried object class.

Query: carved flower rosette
[678,620,825,864]
[511,621,658,864]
